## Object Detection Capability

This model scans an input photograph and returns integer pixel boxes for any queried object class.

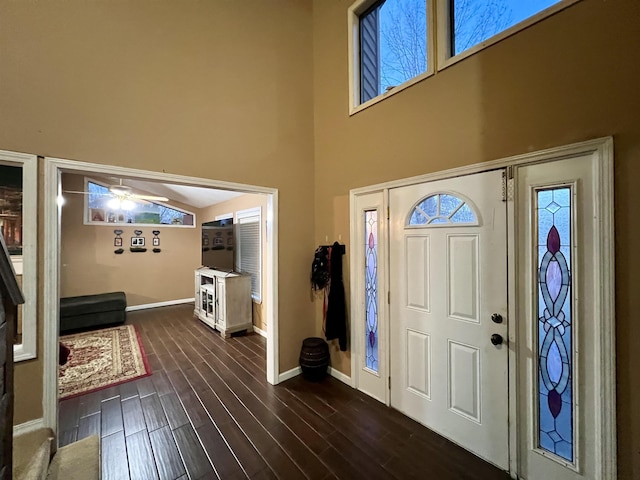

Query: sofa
[13,428,100,480]
[59,291,126,333]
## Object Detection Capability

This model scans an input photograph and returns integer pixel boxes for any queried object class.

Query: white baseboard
[13,418,45,436]
[253,325,267,337]
[126,298,194,312]
[278,366,301,383]
[329,367,351,385]
[277,365,351,385]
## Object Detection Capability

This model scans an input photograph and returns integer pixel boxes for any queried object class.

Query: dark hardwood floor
[58,304,510,480]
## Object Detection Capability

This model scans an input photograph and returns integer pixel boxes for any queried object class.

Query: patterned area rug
[59,324,151,400]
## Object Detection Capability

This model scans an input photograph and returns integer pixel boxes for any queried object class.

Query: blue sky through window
[371,0,562,94]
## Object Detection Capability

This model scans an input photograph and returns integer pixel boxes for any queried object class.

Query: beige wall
[60,173,201,305]
[1,0,315,425]
[200,193,268,332]
[3,0,638,476]
[313,0,640,477]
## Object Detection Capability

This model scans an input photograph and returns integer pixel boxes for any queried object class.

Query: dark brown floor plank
[136,376,156,398]
[119,380,140,402]
[159,392,189,430]
[58,396,80,429]
[172,424,215,479]
[101,396,124,438]
[78,390,103,418]
[149,426,186,480]
[58,428,77,447]
[122,396,147,436]
[176,389,210,429]
[196,423,246,480]
[141,393,168,432]
[77,412,101,440]
[151,370,174,397]
[102,430,130,480]
[126,430,159,480]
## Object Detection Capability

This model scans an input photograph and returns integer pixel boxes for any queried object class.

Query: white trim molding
[278,366,301,383]
[253,325,267,337]
[43,157,280,435]
[329,367,351,385]
[125,298,195,312]
[13,418,45,436]
[0,150,37,362]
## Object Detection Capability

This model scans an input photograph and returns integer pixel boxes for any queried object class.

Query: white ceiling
[123,178,244,209]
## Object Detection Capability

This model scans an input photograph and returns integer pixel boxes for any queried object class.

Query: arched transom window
[408,193,478,226]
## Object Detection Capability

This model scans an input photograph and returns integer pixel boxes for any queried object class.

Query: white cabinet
[194,268,252,337]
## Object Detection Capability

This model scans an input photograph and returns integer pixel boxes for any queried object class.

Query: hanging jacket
[325,241,347,351]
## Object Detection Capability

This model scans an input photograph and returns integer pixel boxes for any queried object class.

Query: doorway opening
[43,157,279,435]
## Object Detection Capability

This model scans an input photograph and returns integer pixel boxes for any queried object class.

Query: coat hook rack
[320,244,345,255]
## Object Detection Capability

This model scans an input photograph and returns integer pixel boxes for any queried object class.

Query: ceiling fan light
[110,186,129,196]
[121,199,135,211]
[107,198,121,210]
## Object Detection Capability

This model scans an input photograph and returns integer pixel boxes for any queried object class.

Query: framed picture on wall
[90,208,105,222]
[114,237,123,247]
[131,237,145,247]
[152,237,160,246]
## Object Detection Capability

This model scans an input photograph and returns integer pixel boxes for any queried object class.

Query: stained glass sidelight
[408,194,476,225]
[537,187,573,462]
[365,210,378,372]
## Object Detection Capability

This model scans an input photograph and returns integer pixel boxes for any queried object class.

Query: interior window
[85,180,195,227]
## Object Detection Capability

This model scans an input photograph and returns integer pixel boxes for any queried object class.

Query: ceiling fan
[64,179,169,210]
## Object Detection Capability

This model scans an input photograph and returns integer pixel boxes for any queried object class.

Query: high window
[85,180,195,227]
[350,0,570,112]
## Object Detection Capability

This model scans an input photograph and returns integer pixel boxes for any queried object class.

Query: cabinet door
[216,280,226,327]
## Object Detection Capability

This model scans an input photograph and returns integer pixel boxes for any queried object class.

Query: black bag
[310,246,331,291]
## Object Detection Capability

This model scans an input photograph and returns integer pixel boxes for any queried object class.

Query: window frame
[83,177,196,228]
[348,0,436,115]
[349,0,581,115]
[235,207,262,303]
[0,150,37,362]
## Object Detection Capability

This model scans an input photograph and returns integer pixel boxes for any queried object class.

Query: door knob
[491,313,503,324]
[491,334,503,346]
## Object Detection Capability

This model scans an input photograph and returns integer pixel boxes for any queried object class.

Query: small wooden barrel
[299,337,329,381]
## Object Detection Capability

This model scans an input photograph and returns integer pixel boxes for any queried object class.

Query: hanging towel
[325,241,347,351]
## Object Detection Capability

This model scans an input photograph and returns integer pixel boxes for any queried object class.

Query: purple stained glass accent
[546,261,562,301]
[547,225,561,254]
[365,210,379,372]
[548,389,562,418]
[547,341,562,384]
[537,187,573,463]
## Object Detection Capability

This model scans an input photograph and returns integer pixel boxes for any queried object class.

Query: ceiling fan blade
[63,190,108,195]
[132,194,169,202]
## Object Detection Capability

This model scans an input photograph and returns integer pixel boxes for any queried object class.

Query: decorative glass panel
[408,193,477,226]
[365,210,379,372]
[537,186,573,462]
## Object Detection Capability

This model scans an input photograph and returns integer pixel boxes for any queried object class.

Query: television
[201,218,234,271]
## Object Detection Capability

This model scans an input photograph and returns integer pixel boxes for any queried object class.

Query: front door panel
[389,170,509,470]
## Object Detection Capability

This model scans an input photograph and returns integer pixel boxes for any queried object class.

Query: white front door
[389,170,509,470]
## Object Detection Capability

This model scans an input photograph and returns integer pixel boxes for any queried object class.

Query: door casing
[349,137,616,479]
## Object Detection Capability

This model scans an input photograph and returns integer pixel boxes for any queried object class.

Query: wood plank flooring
[58,304,511,480]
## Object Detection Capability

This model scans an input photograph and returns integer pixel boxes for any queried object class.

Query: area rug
[58,324,151,400]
